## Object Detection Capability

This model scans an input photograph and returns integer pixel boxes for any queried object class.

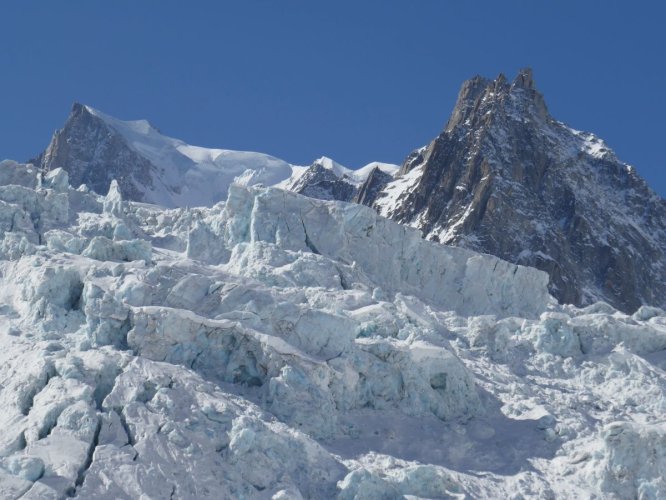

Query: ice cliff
[0,159,665,498]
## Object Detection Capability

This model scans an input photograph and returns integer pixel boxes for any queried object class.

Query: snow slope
[0,160,665,498]
[81,105,297,207]
[350,161,399,183]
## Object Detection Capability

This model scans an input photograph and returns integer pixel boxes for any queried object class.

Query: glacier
[0,159,665,498]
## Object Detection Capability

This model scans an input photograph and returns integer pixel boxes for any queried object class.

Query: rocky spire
[512,67,536,89]
[354,166,394,206]
[369,69,666,313]
[443,68,549,136]
[444,75,492,133]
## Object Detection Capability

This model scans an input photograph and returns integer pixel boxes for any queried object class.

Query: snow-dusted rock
[368,69,666,315]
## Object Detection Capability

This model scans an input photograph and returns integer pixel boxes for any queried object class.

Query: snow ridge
[37,105,397,210]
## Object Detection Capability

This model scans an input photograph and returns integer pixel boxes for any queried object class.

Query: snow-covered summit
[349,161,399,183]
[286,156,399,202]
[36,104,397,210]
[308,157,398,184]
[312,156,351,178]
[36,103,296,208]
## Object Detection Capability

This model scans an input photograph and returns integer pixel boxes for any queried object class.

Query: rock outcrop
[35,103,157,201]
[369,68,666,313]
[288,157,358,202]
[288,157,398,203]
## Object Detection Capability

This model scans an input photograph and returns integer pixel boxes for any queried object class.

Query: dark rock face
[35,103,158,201]
[290,160,357,202]
[369,68,666,313]
[354,166,393,206]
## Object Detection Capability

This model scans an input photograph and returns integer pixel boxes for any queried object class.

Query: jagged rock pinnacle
[367,69,666,313]
[512,67,535,89]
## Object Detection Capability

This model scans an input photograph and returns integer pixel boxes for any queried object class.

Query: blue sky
[2,1,665,194]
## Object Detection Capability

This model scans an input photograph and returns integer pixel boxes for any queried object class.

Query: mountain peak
[75,104,160,136]
[68,101,100,122]
[445,68,548,134]
[512,67,536,90]
[69,102,109,122]
[370,69,666,313]
[444,75,492,133]
[70,101,86,114]
[37,105,296,207]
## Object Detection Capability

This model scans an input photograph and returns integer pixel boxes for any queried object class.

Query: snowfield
[0,159,665,499]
